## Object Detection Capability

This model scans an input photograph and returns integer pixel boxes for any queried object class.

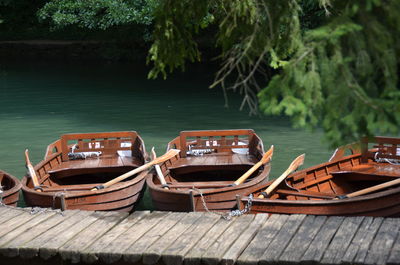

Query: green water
[0,60,333,208]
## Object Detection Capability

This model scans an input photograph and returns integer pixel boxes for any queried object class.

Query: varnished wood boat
[147,129,271,212]
[239,136,400,217]
[0,170,21,206]
[21,131,147,212]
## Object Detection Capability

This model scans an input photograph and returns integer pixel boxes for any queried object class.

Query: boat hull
[147,129,270,212]
[21,131,147,212]
[245,187,400,217]
[1,170,21,207]
[22,175,146,212]
[147,165,271,212]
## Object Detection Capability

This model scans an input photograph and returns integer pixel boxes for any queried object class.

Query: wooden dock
[0,205,399,265]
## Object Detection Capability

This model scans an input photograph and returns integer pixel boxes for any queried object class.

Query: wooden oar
[336,178,400,199]
[151,147,169,190]
[25,149,42,192]
[258,153,305,198]
[233,145,274,186]
[91,149,180,191]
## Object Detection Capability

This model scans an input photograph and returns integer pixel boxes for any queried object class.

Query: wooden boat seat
[48,156,142,175]
[168,153,257,170]
[331,163,400,179]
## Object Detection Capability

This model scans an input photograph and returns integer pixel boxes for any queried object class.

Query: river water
[0,60,333,208]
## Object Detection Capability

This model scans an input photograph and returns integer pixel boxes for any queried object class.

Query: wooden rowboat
[239,136,400,217]
[21,131,147,212]
[146,129,271,212]
[0,170,21,206]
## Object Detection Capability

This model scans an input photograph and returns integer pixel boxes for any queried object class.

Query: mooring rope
[190,187,253,220]
[374,152,400,165]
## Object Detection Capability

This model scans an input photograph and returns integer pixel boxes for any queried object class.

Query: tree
[38,0,400,146]
[147,0,400,146]
[38,0,158,40]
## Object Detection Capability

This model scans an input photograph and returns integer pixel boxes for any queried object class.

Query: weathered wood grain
[58,211,128,263]
[201,214,255,265]
[237,214,289,265]
[0,210,79,257]
[387,221,400,265]
[341,217,383,264]
[0,208,399,265]
[184,216,237,265]
[0,208,40,239]
[162,213,221,265]
[279,215,327,263]
[221,214,269,265]
[80,211,150,264]
[320,216,364,264]
[19,210,92,259]
[259,214,307,265]
[301,216,344,264]
[364,218,400,265]
[0,207,26,225]
[142,212,204,265]
[99,211,170,264]
[0,211,57,253]
[38,211,108,260]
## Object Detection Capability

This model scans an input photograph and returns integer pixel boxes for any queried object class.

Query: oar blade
[260,145,274,164]
[152,149,180,165]
[261,153,305,198]
[289,153,305,171]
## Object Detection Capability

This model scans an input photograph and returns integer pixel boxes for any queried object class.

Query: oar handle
[233,145,274,186]
[25,149,42,192]
[233,161,263,186]
[91,149,180,191]
[337,178,400,199]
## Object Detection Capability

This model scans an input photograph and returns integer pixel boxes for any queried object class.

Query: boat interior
[0,172,16,191]
[265,136,400,201]
[26,132,146,191]
[154,130,266,189]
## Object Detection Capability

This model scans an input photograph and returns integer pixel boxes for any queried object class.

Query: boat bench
[331,163,400,179]
[168,153,258,170]
[47,156,142,175]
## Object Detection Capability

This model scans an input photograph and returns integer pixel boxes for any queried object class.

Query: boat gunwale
[1,169,22,199]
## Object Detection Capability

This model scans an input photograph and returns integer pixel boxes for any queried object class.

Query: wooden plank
[58,211,128,263]
[320,216,364,264]
[363,218,400,265]
[19,210,92,259]
[221,214,269,265]
[301,216,344,264]
[0,207,26,225]
[38,211,108,260]
[184,215,238,265]
[81,211,150,264]
[341,217,383,264]
[279,215,327,263]
[0,210,79,257]
[99,211,171,264]
[237,214,289,265]
[0,211,57,255]
[141,212,204,265]
[387,220,400,265]
[259,214,307,264]
[162,213,221,265]
[201,214,255,265]
[0,208,40,239]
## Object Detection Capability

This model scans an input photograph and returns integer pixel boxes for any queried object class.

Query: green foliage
[148,0,400,147]
[38,0,157,30]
